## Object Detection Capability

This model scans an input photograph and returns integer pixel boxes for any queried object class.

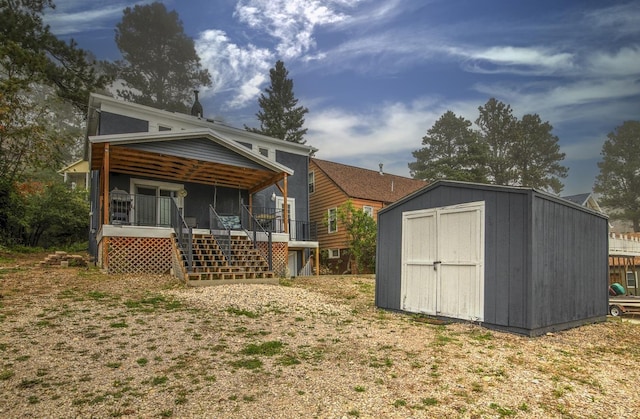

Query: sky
[44,0,640,196]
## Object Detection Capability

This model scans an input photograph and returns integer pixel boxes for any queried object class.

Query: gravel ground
[1,252,640,418]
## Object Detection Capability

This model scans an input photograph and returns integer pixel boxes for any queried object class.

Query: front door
[401,201,485,321]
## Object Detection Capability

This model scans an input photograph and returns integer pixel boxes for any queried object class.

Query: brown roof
[312,158,426,204]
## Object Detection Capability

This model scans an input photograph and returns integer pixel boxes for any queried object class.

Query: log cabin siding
[309,160,350,251]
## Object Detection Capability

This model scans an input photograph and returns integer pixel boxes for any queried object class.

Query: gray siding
[128,138,265,170]
[100,112,148,135]
[376,181,608,336]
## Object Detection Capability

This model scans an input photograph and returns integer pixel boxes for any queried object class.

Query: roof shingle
[312,158,426,204]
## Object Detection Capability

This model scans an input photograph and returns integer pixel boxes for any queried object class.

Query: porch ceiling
[91,144,285,192]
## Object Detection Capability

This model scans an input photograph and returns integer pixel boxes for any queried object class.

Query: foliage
[5,181,89,247]
[410,98,568,193]
[111,2,212,113]
[337,201,377,274]
[409,110,487,182]
[594,120,640,231]
[0,0,109,111]
[245,60,308,144]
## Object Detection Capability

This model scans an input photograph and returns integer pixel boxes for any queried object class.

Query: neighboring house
[86,93,318,283]
[561,192,604,213]
[376,180,609,336]
[309,158,425,274]
[59,159,90,190]
[609,232,640,296]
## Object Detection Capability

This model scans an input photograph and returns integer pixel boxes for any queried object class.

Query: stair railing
[170,199,193,273]
[209,205,233,265]
[241,204,273,270]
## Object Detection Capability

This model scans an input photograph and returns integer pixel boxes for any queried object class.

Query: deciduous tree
[594,120,640,231]
[112,2,211,113]
[337,201,377,274]
[245,60,308,144]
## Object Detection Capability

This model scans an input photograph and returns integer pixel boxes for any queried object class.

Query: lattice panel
[106,237,173,274]
[258,242,288,277]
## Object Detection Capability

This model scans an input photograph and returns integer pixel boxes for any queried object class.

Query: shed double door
[401,201,485,321]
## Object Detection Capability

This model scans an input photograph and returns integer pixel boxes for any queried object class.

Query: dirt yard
[1,251,639,418]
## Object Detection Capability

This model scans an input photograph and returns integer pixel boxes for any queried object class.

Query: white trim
[328,207,338,233]
[328,249,340,259]
[363,205,374,217]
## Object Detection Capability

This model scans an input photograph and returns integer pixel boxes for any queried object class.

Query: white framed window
[308,171,315,194]
[328,207,337,233]
[363,205,374,217]
[328,249,340,259]
[258,146,269,158]
[158,125,172,131]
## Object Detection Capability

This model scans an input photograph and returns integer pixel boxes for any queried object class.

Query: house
[609,232,640,296]
[309,158,425,274]
[86,93,319,284]
[561,192,604,213]
[59,159,90,190]
[376,180,609,336]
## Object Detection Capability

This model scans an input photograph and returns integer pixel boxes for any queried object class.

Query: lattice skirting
[101,236,173,274]
[258,241,288,277]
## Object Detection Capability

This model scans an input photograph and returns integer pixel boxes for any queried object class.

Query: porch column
[102,142,110,270]
[315,245,320,277]
[102,142,110,225]
[282,173,288,234]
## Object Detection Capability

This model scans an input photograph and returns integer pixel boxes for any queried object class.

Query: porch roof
[90,129,293,193]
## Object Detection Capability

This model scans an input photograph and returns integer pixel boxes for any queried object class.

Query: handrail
[241,205,272,270]
[170,198,192,273]
[209,205,233,265]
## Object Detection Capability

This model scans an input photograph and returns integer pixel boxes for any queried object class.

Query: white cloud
[584,2,640,38]
[44,2,146,35]
[195,29,273,109]
[234,0,354,59]
[587,47,640,77]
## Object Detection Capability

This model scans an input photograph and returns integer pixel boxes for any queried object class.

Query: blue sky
[45,0,640,195]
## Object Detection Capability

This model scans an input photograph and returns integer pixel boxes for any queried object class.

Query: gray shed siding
[376,181,608,336]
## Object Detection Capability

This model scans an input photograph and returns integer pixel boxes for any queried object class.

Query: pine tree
[246,60,308,144]
[112,2,211,113]
[409,110,487,182]
[594,120,640,231]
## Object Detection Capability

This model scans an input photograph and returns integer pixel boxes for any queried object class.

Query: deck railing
[209,206,233,264]
[244,205,317,241]
[170,198,193,273]
[240,205,272,270]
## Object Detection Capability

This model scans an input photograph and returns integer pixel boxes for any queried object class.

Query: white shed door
[401,201,484,321]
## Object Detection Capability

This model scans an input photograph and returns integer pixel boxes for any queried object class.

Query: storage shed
[376,180,609,336]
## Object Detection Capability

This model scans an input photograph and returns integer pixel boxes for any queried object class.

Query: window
[258,146,269,158]
[328,208,337,233]
[328,249,340,259]
[158,125,172,131]
[363,206,374,217]
[308,171,315,193]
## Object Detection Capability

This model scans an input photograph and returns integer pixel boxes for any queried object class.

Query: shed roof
[380,180,609,219]
[311,158,425,203]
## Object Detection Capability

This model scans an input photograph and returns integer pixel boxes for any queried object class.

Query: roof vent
[190,90,203,118]
[379,163,384,175]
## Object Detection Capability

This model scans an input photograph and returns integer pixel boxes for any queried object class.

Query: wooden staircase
[177,233,276,285]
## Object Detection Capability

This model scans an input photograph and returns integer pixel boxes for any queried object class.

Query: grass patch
[229,358,263,370]
[241,341,283,356]
[125,295,181,312]
[0,369,15,380]
[110,321,127,328]
[226,307,259,318]
[489,402,516,417]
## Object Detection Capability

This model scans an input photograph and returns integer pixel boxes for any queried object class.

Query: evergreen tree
[475,98,520,186]
[112,2,211,113]
[513,113,567,193]
[409,110,487,183]
[594,120,640,231]
[246,60,308,144]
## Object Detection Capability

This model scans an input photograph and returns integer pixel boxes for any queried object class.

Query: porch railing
[170,198,193,273]
[244,206,317,241]
[109,192,174,227]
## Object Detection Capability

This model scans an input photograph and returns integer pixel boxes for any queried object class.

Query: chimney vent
[191,90,203,118]
[379,163,384,175]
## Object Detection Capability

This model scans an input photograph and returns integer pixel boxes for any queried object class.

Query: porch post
[315,245,320,277]
[102,142,110,225]
[283,173,288,234]
[102,142,110,270]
